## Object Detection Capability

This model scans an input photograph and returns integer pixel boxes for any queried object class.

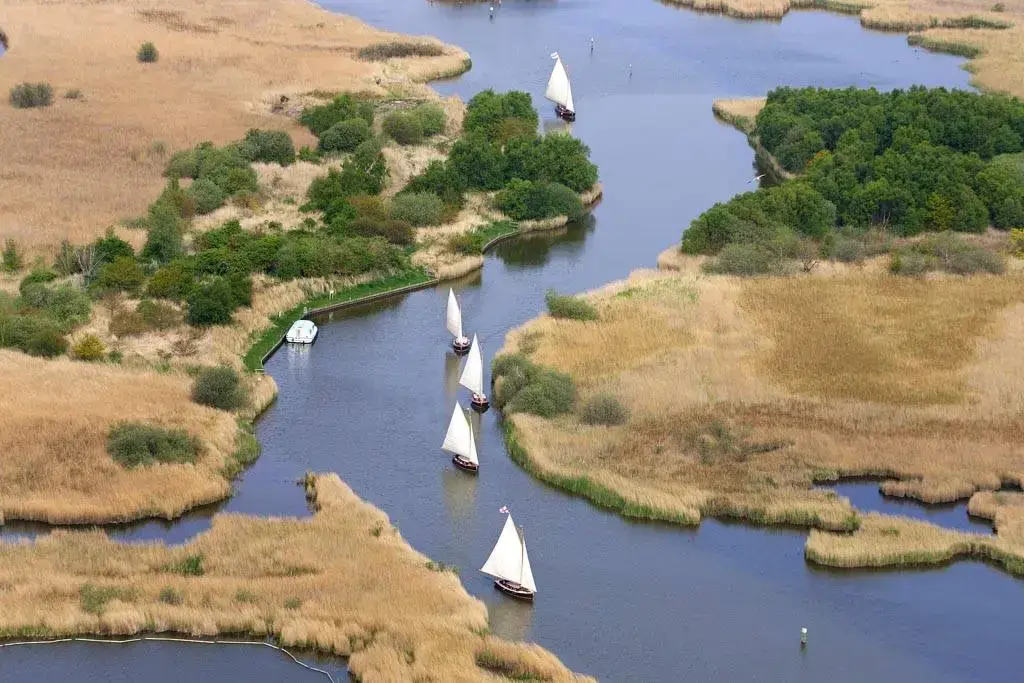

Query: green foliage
[167,554,205,577]
[544,289,598,321]
[107,422,201,468]
[191,365,249,411]
[306,140,387,212]
[187,177,228,215]
[19,268,57,293]
[238,128,295,166]
[358,41,444,60]
[448,134,507,190]
[141,198,184,264]
[17,283,91,332]
[9,82,53,108]
[147,260,196,300]
[403,160,467,206]
[383,111,425,146]
[92,256,145,294]
[299,94,374,137]
[137,42,159,63]
[496,180,583,221]
[318,118,371,153]
[298,146,321,163]
[284,598,302,610]
[65,88,83,100]
[164,148,199,179]
[411,103,446,137]
[0,315,68,357]
[889,232,1005,276]
[186,277,245,326]
[138,300,181,329]
[159,587,184,605]
[390,191,443,226]
[2,239,23,272]
[447,221,517,255]
[235,589,257,604]
[504,133,598,192]
[703,243,785,276]
[463,90,539,140]
[491,353,576,417]
[579,393,629,426]
[348,217,415,245]
[80,584,134,616]
[72,334,106,361]
[93,230,135,266]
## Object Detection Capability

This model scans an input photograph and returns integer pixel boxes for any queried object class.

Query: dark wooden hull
[555,104,575,122]
[470,394,490,413]
[452,454,479,473]
[494,579,535,601]
[452,337,471,354]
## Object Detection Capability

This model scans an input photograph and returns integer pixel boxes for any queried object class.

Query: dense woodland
[683,87,1024,272]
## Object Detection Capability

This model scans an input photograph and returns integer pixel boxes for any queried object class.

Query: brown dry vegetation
[498,257,1024,570]
[0,0,467,256]
[663,0,1024,98]
[0,473,592,683]
[0,350,239,525]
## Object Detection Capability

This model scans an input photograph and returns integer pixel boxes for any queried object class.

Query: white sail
[481,514,535,592]
[446,288,463,340]
[545,54,574,113]
[459,334,484,396]
[466,418,480,466]
[441,403,473,459]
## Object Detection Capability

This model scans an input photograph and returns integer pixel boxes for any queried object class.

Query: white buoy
[800,627,808,647]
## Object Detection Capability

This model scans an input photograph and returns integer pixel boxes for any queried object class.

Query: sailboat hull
[452,454,479,473]
[494,579,535,601]
[555,104,575,122]
[452,336,471,354]
[470,394,490,413]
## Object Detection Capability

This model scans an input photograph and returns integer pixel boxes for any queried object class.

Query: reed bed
[0,350,238,525]
[0,474,592,683]
[498,260,1024,566]
[0,0,468,256]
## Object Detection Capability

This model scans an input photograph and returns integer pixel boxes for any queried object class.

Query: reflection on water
[491,215,595,267]
[0,502,223,544]
[441,465,479,525]
[443,351,463,397]
[487,591,535,643]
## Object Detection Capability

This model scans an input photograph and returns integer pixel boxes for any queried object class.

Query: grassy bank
[242,268,433,371]
[0,473,592,683]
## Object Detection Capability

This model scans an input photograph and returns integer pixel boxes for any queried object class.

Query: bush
[404,160,467,206]
[147,261,195,300]
[141,200,184,264]
[828,236,866,263]
[390,191,443,226]
[463,90,539,140]
[137,42,159,63]
[545,289,598,321]
[238,129,295,166]
[159,587,184,605]
[92,256,145,294]
[298,146,321,163]
[186,278,240,326]
[93,230,135,266]
[72,334,106,361]
[191,365,249,411]
[496,180,583,221]
[164,148,199,179]
[65,88,83,100]
[383,111,424,145]
[349,217,415,245]
[79,584,134,616]
[108,309,148,337]
[2,239,23,272]
[21,319,68,357]
[703,243,784,276]
[187,178,228,214]
[9,82,53,108]
[358,41,444,60]
[506,367,576,417]
[19,268,58,294]
[299,94,374,137]
[20,284,92,331]
[411,104,446,137]
[138,300,182,329]
[579,393,629,426]
[107,422,201,468]
[349,194,389,221]
[168,554,205,576]
[888,250,932,276]
[318,118,371,153]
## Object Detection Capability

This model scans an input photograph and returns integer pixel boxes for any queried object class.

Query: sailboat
[459,334,489,412]
[442,403,480,473]
[481,513,537,601]
[546,51,575,122]
[447,288,471,354]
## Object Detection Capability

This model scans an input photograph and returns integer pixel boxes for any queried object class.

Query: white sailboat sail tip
[480,515,523,582]
[519,534,537,593]
[458,334,484,396]
[441,403,473,458]
[446,289,463,339]
[545,56,573,113]
[467,419,480,465]
[550,51,559,59]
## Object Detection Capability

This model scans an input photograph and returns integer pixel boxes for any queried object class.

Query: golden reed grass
[499,257,1024,567]
[0,0,468,256]
[0,350,238,525]
[0,474,592,683]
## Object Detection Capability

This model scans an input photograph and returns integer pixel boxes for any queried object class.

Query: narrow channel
[7,2,1024,682]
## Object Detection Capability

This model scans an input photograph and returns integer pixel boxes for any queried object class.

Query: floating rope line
[0,635,336,682]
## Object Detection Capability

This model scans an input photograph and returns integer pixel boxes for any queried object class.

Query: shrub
[349,194,389,221]
[186,278,240,326]
[703,243,784,276]
[20,284,92,331]
[888,249,932,276]
[920,232,1005,275]
[506,367,576,417]
[19,268,58,294]
[64,88,83,100]
[109,309,148,337]
[137,42,159,63]
[579,393,629,426]
[9,82,53,108]
[138,300,182,329]
[141,200,184,264]
[298,146,321,163]
[147,261,196,300]
[299,94,374,136]
[191,365,248,411]
[93,256,145,294]
[828,236,866,263]
[545,289,598,321]
[390,191,443,226]
[357,41,444,60]
[80,584,134,616]
[411,103,446,137]
[187,178,228,215]
[107,422,201,468]
[159,587,183,605]
[318,118,371,153]
[93,230,135,266]
[383,111,424,145]
[164,148,199,179]
[238,128,295,165]
[72,334,106,361]
[18,318,69,357]
[496,180,583,221]
[2,239,22,272]
[463,90,539,140]
[168,554,205,576]
[348,217,415,245]
[404,160,467,206]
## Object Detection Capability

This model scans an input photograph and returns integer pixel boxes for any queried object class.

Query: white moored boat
[459,334,489,412]
[546,52,575,122]
[447,288,471,354]
[442,403,480,473]
[481,513,537,601]
[285,319,318,344]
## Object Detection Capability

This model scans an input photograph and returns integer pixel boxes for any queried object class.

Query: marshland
[4,0,1024,682]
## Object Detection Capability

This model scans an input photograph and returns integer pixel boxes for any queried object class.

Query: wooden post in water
[800,627,808,648]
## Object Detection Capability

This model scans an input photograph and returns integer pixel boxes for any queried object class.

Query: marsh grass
[79,583,136,616]
[544,290,598,321]
[358,41,445,61]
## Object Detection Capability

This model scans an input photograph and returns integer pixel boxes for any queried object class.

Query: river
[6,1,1024,681]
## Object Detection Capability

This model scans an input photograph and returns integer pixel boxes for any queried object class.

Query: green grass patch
[79,584,135,616]
[448,220,519,255]
[106,422,201,469]
[243,268,432,371]
[475,648,551,681]
[165,554,205,577]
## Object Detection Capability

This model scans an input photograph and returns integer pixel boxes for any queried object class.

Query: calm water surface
[6,2,1021,682]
